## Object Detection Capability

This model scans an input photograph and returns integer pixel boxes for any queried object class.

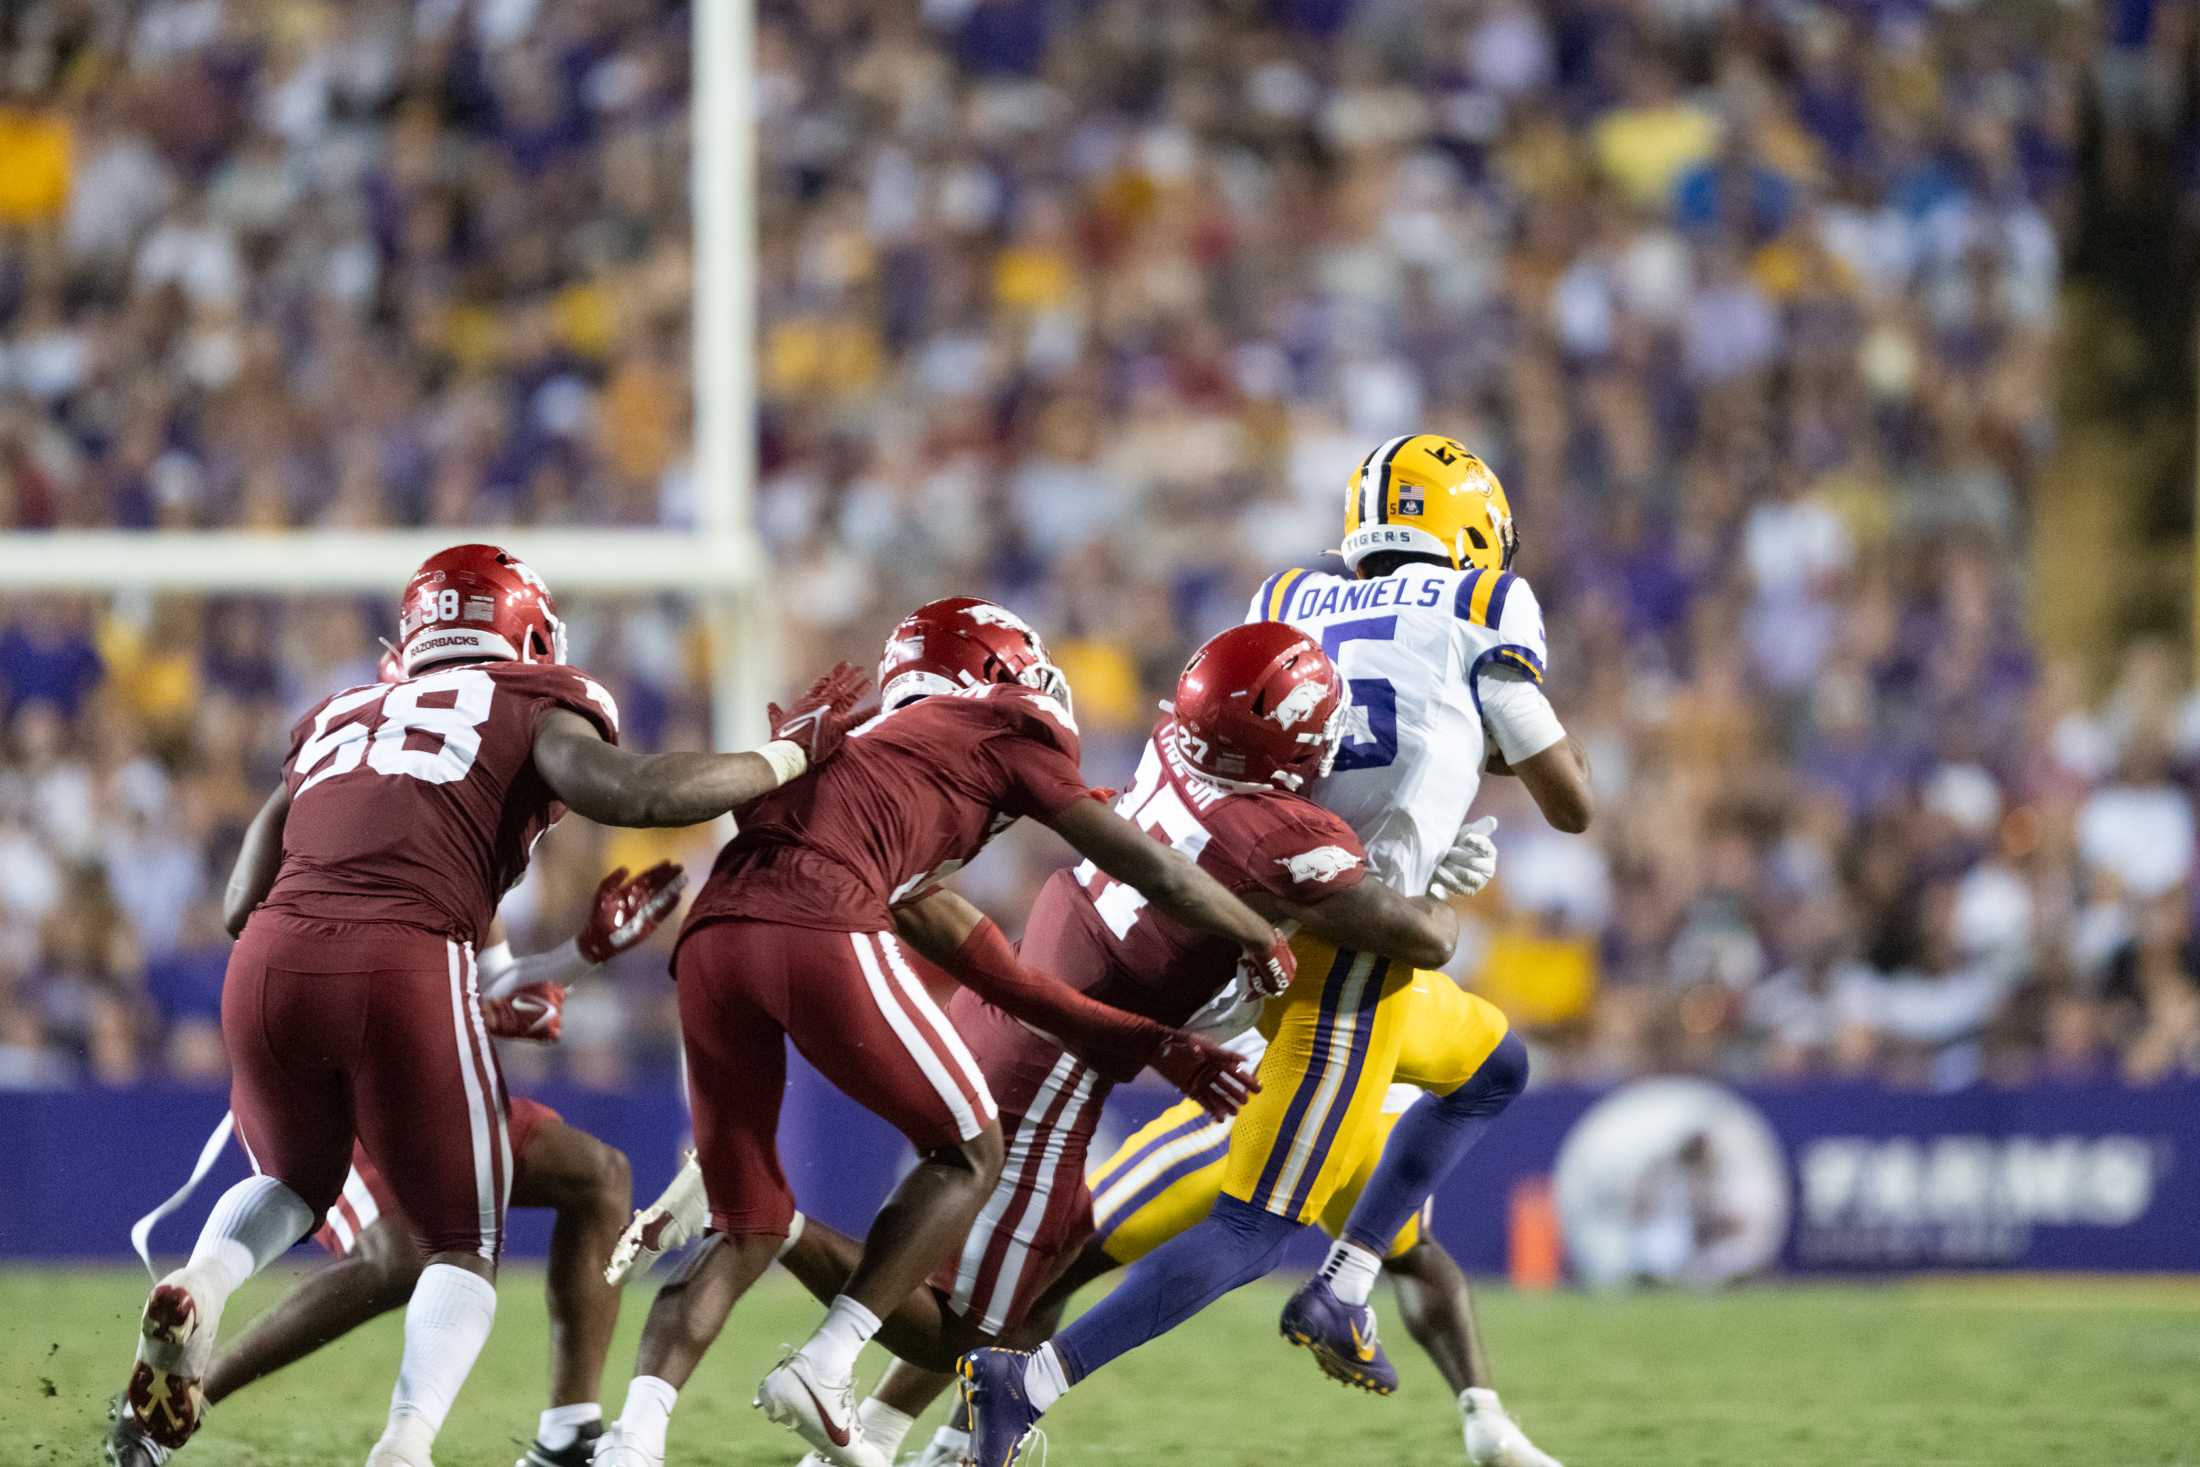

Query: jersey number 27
[1071,745,1213,939]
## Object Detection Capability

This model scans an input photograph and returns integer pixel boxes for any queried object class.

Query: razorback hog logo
[1268,677,1331,730]
[1278,845,1361,884]
[962,603,1038,639]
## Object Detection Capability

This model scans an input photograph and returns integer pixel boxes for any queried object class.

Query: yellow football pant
[1090,1095,1428,1264]
[1221,937,1511,1225]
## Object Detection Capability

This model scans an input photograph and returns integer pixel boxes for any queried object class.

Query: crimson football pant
[225,913,511,1260]
[314,1097,559,1256]
[675,919,997,1237]
[928,1053,1104,1337]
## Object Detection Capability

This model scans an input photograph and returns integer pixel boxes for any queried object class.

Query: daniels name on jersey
[1245,561,1547,894]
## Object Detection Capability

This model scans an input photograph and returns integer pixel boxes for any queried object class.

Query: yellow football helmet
[1340,433,1516,575]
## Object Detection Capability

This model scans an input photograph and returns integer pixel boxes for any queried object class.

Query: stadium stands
[2,0,2195,1092]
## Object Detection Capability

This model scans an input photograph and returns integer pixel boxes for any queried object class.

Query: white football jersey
[1243,561,1548,895]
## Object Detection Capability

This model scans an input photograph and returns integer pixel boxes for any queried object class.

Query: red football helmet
[1169,622,1346,792]
[878,596,1070,711]
[397,543,566,677]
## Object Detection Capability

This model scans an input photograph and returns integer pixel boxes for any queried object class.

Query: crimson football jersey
[686,683,1091,934]
[257,661,619,943]
[956,717,1369,1107]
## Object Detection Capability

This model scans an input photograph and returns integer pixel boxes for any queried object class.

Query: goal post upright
[693,0,774,752]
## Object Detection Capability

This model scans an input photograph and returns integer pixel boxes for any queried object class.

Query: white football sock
[855,1398,914,1458]
[1462,1386,1504,1416]
[615,1375,678,1457]
[385,1263,498,1442]
[926,1423,972,1458]
[775,1210,807,1261]
[536,1401,602,1450]
[1317,1239,1383,1307]
[1022,1344,1071,1413]
[800,1294,881,1381]
[185,1175,315,1304]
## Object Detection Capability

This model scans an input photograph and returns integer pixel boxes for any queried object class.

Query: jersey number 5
[294,668,497,795]
[1072,748,1213,939]
[1323,617,1399,772]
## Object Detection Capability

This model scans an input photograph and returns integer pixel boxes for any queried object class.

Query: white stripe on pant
[848,932,997,1140]
[445,939,509,1260]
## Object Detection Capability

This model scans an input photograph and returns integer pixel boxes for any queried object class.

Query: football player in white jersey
[960,436,1591,1467]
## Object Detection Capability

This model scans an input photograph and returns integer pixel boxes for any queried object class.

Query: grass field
[3,1267,2196,1466]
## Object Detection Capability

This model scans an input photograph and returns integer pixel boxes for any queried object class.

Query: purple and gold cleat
[955,1348,1045,1467]
[1279,1275,1399,1395]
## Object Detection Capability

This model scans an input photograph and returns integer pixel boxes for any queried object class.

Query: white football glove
[1429,815,1498,899]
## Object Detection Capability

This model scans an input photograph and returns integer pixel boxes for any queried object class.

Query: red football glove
[767,661,873,769]
[1150,1030,1261,1119]
[1242,935,1297,998]
[482,982,565,1042]
[577,862,687,965]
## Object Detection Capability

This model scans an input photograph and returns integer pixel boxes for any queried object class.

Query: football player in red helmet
[112,543,869,1467]
[875,594,1075,711]
[113,865,688,1467]
[594,597,1299,1467]
[616,624,1466,1467]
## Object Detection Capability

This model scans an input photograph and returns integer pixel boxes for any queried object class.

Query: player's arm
[476,865,689,1044]
[477,863,686,998]
[1253,879,1458,970]
[891,886,1170,1074]
[531,662,868,827]
[1477,666,1593,833]
[893,886,1256,1114]
[1045,795,1293,986]
[1510,734,1592,833]
[223,784,291,936]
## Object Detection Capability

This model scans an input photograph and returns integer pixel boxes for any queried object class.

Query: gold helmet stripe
[1361,434,1413,527]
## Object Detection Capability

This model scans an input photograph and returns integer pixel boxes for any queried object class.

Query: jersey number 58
[293,668,497,794]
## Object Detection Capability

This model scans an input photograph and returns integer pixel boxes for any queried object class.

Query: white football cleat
[590,1423,664,1467]
[102,1403,172,1467]
[755,1353,888,1467]
[1462,1388,1563,1467]
[607,1150,708,1285]
[362,1440,434,1467]
[121,1270,224,1453]
[900,1426,971,1467]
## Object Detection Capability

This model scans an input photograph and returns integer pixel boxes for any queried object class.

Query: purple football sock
[1339,1029,1529,1255]
[1053,1196,1298,1383]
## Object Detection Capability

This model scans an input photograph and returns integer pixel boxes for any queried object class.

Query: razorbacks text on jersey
[1245,561,1546,893]
[261,661,620,944]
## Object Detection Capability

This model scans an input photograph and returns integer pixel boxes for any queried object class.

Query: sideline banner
[5,1073,2192,1275]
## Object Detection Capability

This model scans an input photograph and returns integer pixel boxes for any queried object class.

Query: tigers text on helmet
[878,596,1072,712]
[398,544,567,677]
[1340,433,1516,576]
[1168,622,1346,793]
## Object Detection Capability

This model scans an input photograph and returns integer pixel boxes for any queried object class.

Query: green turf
[3,1267,2196,1465]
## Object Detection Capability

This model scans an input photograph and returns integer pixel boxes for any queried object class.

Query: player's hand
[1429,815,1498,900]
[1241,934,1297,998]
[577,861,688,964]
[1150,1030,1261,1119]
[481,982,565,1042]
[767,661,872,768]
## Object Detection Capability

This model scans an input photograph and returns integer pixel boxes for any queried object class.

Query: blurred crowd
[2,0,2197,1092]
